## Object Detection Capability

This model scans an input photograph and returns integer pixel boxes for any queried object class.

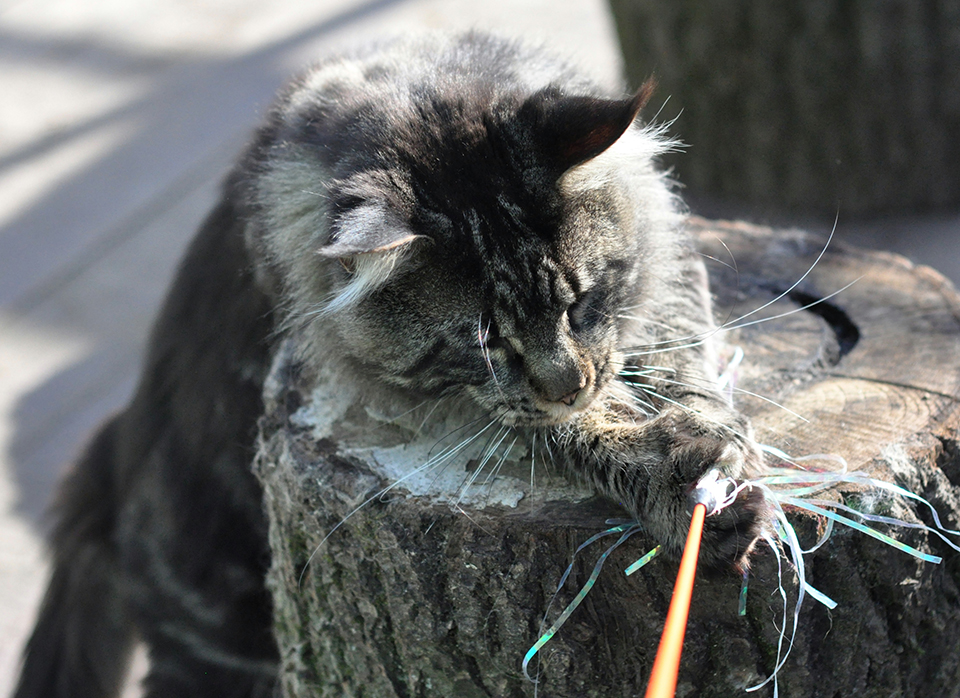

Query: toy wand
[643,500,707,698]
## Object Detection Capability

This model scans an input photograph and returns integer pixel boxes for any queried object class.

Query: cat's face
[251,42,667,426]
[321,155,646,427]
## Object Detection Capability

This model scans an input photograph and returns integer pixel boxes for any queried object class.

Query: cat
[14,30,766,698]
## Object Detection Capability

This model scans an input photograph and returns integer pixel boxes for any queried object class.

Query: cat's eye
[331,194,366,219]
[486,335,520,362]
[567,290,602,333]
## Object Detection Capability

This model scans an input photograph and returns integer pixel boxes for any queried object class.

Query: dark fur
[16,195,278,697]
[15,32,765,697]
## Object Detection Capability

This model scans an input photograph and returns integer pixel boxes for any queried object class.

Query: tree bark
[607,0,960,215]
[254,219,960,697]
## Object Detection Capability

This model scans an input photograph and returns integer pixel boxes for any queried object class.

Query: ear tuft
[522,77,656,175]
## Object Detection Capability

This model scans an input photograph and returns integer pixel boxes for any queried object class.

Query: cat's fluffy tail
[14,415,136,698]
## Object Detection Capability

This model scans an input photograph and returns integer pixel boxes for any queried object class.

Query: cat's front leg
[554,395,769,570]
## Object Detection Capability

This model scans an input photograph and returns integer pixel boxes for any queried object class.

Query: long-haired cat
[14,31,765,698]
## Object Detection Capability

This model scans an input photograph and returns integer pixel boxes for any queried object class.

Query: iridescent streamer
[625,544,661,576]
[716,345,744,399]
[800,497,960,554]
[779,497,942,564]
[522,343,960,692]
[800,515,833,555]
[738,568,749,616]
[772,471,960,537]
[737,460,960,694]
[744,489,825,696]
[522,524,644,682]
[758,443,849,472]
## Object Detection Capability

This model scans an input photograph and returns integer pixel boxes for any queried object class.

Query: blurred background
[0,0,956,694]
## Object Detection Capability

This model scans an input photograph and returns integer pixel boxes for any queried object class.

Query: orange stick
[644,502,707,698]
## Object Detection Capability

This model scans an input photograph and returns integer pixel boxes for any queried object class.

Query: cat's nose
[537,371,586,406]
[524,339,587,407]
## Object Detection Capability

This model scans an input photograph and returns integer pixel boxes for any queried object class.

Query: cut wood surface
[689,217,960,477]
[255,218,960,698]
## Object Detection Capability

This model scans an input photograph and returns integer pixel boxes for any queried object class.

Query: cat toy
[523,453,960,697]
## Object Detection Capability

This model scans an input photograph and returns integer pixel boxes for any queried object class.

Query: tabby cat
[15,31,766,698]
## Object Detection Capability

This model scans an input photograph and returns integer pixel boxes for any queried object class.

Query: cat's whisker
[703,235,744,333]
[633,364,676,375]
[453,504,496,537]
[414,398,447,438]
[424,415,490,461]
[622,277,860,419]
[610,389,657,417]
[617,301,653,314]
[629,220,845,354]
[529,428,538,489]
[299,418,499,586]
[540,429,558,469]
[481,434,519,488]
[626,238,738,357]
[620,282,843,357]
[478,314,509,405]
[456,425,513,507]
[616,315,688,337]
[678,220,837,349]
[697,251,738,273]
[636,385,755,444]
[599,378,657,416]
[451,424,506,503]
[636,371,811,424]
[724,215,839,330]
[424,423,500,493]
[424,420,501,479]
[720,277,862,333]
[611,395,656,418]
[374,397,440,426]
[619,368,670,379]
[619,224,849,363]
[620,336,710,358]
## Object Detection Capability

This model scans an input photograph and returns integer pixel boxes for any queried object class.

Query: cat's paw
[640,409,770,571]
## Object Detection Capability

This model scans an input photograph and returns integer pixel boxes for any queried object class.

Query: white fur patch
[560,124,680,196]
[323,247,410,315]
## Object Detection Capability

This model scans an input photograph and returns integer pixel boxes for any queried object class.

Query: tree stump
[606,0,960,215]
[254,218,960,697]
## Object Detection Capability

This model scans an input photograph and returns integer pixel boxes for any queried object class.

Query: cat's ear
[317,202,421,314]
[522,78,656,175]
[316,203,420,258]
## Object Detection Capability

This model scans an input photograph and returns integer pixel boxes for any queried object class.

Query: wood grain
[691,217,960,479]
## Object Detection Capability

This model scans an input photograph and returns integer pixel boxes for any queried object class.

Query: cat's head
[248,36,679,426]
